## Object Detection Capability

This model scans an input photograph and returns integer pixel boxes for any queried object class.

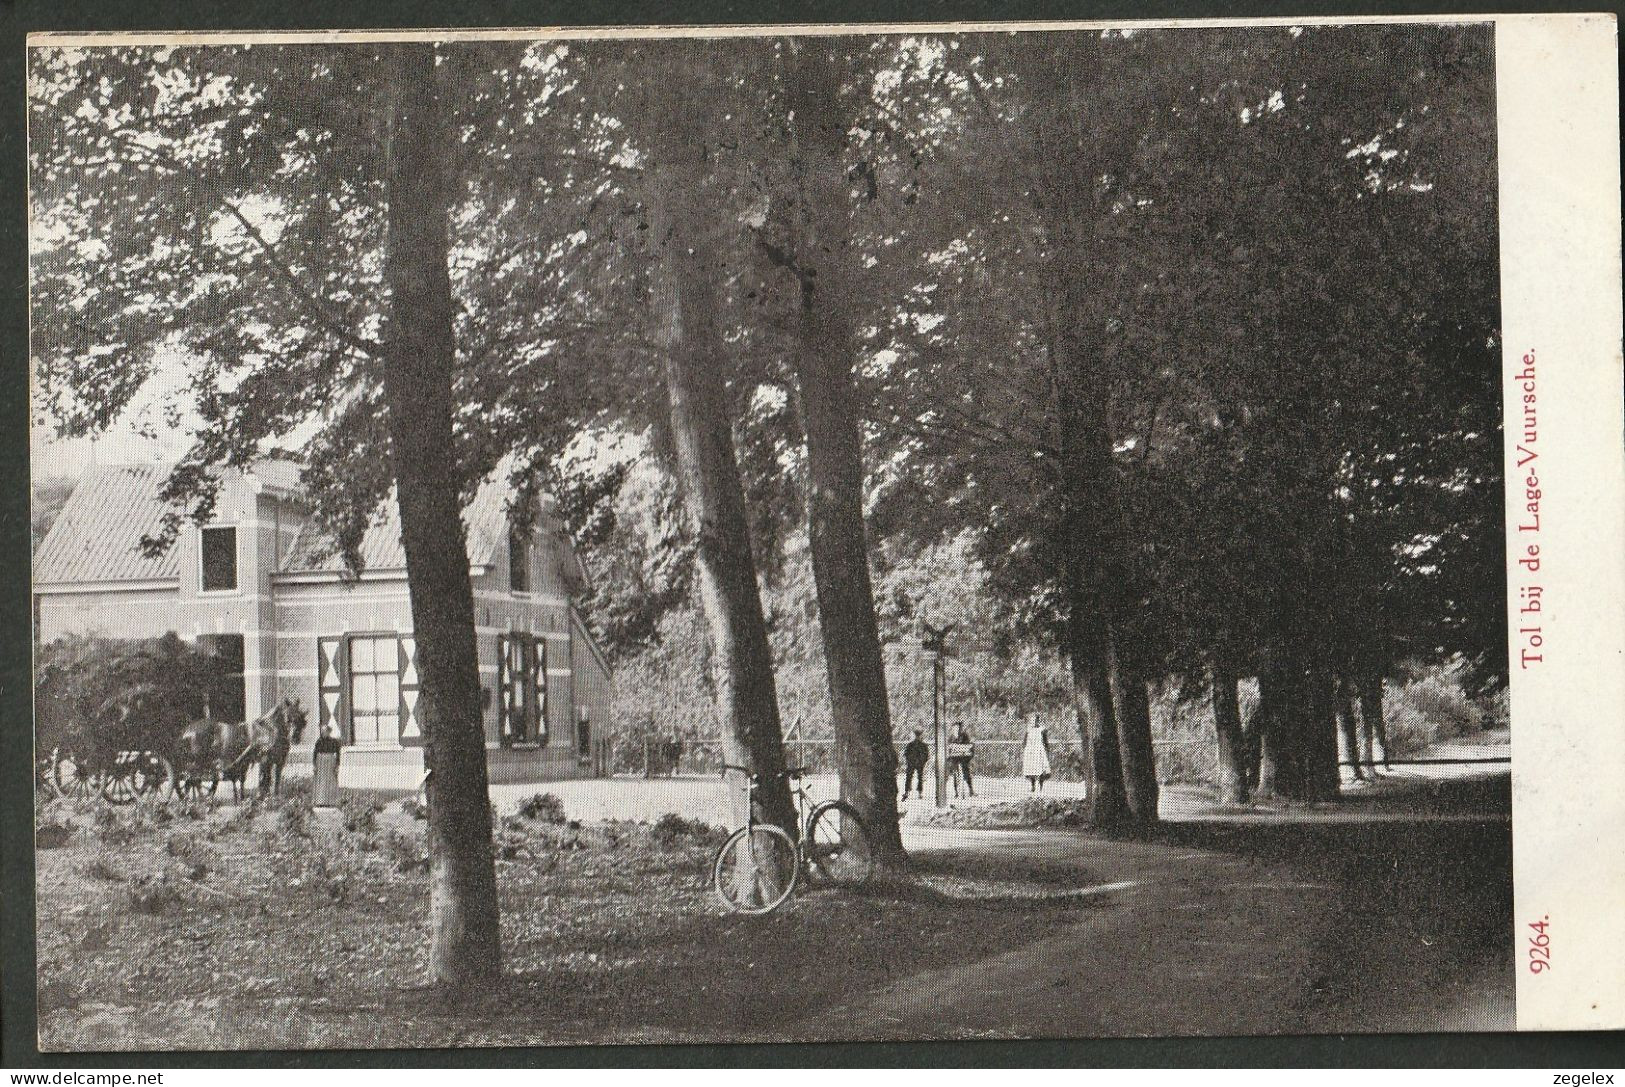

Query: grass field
[33,788,1104,1050]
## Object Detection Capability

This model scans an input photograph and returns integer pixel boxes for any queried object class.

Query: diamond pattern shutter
[497,634,511,744]
[499,633,528,744]
[531,635,548,744]
[317,636,348,743]
[398,636,422,745]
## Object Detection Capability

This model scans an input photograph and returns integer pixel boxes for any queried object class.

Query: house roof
[33,463,184,584]
[36,459,589,592]
[281,474,523,575]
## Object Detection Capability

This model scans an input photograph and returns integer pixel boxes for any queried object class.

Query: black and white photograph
[18,16,1607,1053]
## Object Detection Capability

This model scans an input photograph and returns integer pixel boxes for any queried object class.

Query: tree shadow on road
[1148,771,1514,1033]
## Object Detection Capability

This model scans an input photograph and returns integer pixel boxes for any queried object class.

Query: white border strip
[26,15,1524,48]
[1497,15,1624,1031]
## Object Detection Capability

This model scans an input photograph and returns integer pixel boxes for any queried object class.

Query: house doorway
[197,633,245,723]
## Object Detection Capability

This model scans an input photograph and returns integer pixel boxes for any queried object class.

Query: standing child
[1021,717,1051,793]
[948,724,976,798]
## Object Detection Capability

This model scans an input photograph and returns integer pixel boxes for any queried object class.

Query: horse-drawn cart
[47,703,301,804]
[47,744,175,805]
[35,633,301,805]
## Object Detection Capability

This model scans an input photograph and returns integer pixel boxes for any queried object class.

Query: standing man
[901,729,930,799]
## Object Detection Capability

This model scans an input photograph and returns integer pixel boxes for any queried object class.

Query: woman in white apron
[1021,718,1051,793]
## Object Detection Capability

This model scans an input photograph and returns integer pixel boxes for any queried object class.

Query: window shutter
[497,634,511,744]
[317,636,349,743]
[532,635,548,744]
[398,636,421,745]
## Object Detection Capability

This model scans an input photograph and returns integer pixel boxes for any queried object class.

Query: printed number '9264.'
[1529,917,1552,973]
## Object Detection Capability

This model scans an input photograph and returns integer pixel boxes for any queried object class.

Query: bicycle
[712,764,876,914]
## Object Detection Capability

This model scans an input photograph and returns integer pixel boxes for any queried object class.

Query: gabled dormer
[33,459,304,602]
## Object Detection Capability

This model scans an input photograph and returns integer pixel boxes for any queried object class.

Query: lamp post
[920,623,955,808]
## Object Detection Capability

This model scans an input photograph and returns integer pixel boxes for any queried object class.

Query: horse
[175,700,305,802]
[255,698,306,796]
[219,720,259,801]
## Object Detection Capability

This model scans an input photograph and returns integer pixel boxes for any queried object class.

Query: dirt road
[805,770,1513,1040]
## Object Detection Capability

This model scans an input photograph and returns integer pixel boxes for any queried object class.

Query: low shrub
[224,798,262,833]
[278,777,313,805]
[307,854,351,903]
[341,795,384,836]
[134,796,175,827]
[36,978,76,1013]
[165,830,207,864]
[36,822,72,850]
[651,812,720,849]
[276,800,313,839]
[381,829,428,874]
[92,805,134,847]
[922,796,1090,830]
[84,855,123,882]
[517,793,567,824]
[125,873,186,914]
[399,795,428,821]
[1384,662,1500,755]
[176,796,216,821]
[495,831,531,861]
[35,802,74,849]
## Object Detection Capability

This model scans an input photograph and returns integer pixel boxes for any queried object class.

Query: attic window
[200,526,238,592]
[509,526,531,594]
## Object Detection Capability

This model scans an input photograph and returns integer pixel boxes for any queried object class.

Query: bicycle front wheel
[805,801,876,887]
[712,825,799,914]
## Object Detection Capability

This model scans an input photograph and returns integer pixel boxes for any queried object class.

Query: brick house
[32,460,614,784]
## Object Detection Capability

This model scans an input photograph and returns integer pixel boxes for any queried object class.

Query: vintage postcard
[20,13,1622,1052]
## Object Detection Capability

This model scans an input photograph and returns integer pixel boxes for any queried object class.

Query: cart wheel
[38,752,62,798]
[54,751,100,801]
[134,752,173,797]
[102,768,139,805]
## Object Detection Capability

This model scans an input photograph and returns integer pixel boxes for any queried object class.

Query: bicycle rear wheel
[712,825,798,914]
[805,801,876,887]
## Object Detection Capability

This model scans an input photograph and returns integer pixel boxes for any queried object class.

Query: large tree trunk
[1305,667,1342,800]
[379,43,501,988]
[645,173,796,835]
[774,41,905,864]
[1049,205,1128,826]
[1054,359,1126,824]
[1255,715,1280,797]
[1037,34,1154,826]
[1211,667,1249,804]
[1359,673,1391,771]
[1337,676,1365,781]
[1110,654,1160,822]
[1255,662,1308,800]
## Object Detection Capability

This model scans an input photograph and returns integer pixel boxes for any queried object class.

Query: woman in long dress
[1021,719,1051,793]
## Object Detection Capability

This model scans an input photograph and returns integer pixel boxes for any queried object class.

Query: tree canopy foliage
[32,23,1504,947]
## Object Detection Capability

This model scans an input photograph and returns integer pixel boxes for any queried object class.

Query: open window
[199,526,238,592]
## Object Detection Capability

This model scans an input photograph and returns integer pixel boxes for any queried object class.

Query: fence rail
[608,734,1219,784]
